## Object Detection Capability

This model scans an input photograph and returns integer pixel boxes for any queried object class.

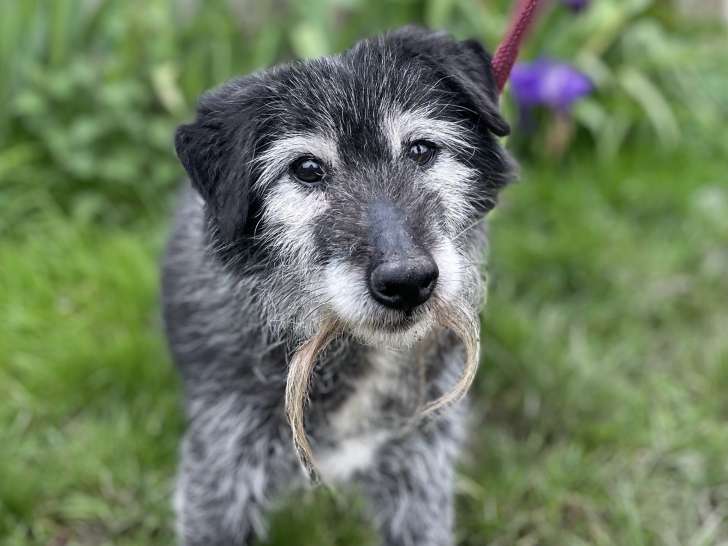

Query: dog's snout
[366,199,438,311]
[370,256,438,311]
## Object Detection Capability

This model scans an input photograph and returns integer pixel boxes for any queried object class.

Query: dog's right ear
[388,26,510,138]
[175,80,262,242]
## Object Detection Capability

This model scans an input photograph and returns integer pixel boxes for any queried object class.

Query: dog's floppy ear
[456,38,511,137]
[175,79,262,242]
[390,26,510,137]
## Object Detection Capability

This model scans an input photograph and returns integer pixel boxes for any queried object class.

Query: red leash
[491,0,543,94]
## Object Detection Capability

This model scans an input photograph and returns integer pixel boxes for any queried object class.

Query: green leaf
[290,22,331,59]
[619,67,679,149]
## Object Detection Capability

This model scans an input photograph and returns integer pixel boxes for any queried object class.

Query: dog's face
[175,27,515,346]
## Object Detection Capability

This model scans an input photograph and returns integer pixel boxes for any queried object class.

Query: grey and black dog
[162,26,515,546]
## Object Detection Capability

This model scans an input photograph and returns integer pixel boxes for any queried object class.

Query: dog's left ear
[390,26,510,137]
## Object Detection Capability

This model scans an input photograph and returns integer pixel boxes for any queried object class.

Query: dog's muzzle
[367,200,439,312]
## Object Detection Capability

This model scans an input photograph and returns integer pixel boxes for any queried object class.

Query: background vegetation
[1,0,727,544]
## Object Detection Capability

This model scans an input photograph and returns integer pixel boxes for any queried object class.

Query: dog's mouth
[361,304,429,331]
[376,315,418,332]
[336,299,439,349]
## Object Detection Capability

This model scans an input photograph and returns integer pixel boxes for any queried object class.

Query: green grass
[0,219,179,545]
[469,148,728,545]
[2,144,727,545]
[2,1,727,544]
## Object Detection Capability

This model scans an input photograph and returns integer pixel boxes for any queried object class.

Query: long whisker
[284,317,341,483]
[284,296,481,483]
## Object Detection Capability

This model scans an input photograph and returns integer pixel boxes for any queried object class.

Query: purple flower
[510,59,593,112]
[562,0,590,12]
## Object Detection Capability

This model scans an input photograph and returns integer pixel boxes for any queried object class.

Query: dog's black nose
[369,256,439,311]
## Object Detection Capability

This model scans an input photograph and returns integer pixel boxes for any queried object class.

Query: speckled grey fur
[162,26,515,546]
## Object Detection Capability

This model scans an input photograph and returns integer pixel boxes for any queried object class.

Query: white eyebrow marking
[382,107,480,235]
[253,133,338,192]
[382,107,474,158]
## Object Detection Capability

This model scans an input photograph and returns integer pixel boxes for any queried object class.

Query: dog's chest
[315,347,423,482]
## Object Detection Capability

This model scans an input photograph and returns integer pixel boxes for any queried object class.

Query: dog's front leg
[174,396,297,546]
[354,412,465,546]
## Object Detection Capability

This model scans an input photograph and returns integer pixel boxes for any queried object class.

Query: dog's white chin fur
[344,312,437,349]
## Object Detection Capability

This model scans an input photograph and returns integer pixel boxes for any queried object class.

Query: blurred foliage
[1,0,726,225]
[512,0,728,160]
[1,2,727,544]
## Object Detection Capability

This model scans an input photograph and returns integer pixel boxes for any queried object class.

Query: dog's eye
[406,140,438,166]
[291,156,326,184]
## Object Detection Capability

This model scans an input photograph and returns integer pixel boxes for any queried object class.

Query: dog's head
[175,26,516,346]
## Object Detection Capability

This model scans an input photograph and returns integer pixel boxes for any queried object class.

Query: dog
[162,25,515,546]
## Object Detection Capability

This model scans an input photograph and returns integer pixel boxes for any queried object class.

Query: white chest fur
[316,347,419,482]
